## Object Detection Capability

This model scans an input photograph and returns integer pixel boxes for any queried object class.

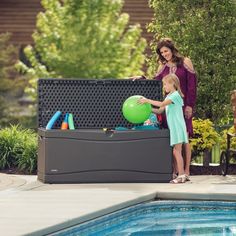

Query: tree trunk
[231,90,236,130]
[203,150,211,167]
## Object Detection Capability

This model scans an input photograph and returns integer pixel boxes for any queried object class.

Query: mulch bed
[190,164,236,175]
[0,168,36,175]
[1,165,236,176]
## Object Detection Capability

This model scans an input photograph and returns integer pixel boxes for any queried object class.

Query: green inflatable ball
[122,95,152,124]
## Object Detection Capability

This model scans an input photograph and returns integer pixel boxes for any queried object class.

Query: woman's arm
[183,57,197,118]
[154,64,165,80]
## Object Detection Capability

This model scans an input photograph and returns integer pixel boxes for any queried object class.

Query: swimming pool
[53,200,236,236]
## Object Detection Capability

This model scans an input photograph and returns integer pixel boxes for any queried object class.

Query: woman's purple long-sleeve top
[154,63,197,108]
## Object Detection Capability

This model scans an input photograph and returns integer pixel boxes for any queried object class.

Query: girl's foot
[170,174,187,184]
[185,170,190,176]
[185,174,190,181]
[172,173,178,179]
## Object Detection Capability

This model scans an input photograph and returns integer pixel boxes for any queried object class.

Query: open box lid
[37,79,162,129]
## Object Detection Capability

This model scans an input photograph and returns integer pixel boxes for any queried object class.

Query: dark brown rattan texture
[38,79,162,129]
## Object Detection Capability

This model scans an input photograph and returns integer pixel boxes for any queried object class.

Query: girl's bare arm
[152,107,165,114]
[139,98,172,107]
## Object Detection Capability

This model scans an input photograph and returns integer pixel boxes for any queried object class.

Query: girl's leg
[172,157,178,178]
[171,144,186,183]
[184,142,191,176]
[173,143,185,176]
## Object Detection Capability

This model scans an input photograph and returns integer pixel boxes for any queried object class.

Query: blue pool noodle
[46,111,62,130]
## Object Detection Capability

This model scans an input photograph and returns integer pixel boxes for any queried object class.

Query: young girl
[139,74,188,183]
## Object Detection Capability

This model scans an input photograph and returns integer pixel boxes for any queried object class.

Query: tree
[147,0,236,125]
[17,0,147,99]
[0,33,32,128]
[0,33,18,121]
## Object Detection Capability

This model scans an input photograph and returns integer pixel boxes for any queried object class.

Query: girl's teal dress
[165,91,188,146]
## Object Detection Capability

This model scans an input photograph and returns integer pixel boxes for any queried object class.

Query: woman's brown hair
[156,38,184,65]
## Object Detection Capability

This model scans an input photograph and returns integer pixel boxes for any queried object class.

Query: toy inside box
[37,79,172,183]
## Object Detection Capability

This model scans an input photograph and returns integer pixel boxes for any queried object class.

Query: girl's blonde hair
[163,74,184,97]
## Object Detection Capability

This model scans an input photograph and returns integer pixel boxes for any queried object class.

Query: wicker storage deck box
[37,79,172,183]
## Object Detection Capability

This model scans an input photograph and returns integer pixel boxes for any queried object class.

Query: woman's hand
[185,106,193,119]
[129,75,146,81]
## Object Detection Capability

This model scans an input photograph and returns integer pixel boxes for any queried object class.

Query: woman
[154,38,197,179]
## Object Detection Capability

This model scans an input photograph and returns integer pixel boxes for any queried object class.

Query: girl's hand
[138,97,149,104]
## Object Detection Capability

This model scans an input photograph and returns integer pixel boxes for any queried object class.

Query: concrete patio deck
[0,173,236,236]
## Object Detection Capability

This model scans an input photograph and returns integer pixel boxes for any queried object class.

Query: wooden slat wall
[0,0,43,45]
[122,0,154,44]
[0,0,154,46]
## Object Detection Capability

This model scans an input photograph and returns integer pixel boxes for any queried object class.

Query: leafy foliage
[147,0,236,124]
[190,118,220,155]
[0,33,18,120]
[0,33,31,128]
[17,0,147,99]
[220,126,236,151]
[0,125,37,173]
[16,137,37,174]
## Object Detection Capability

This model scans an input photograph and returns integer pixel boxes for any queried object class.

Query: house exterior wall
[0,0,153,46]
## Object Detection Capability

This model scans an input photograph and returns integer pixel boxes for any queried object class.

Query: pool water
[53,201,236,236]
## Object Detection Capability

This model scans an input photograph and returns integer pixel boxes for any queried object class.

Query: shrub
[16,137,38,174]
[0,125,38,173]
[0,112,37,130]
[17,0,147,100]
[220,126,236,151]
[190,118,221,156]
[0,33,19,121]
[147,0,236,124]
[0,33,32,128]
